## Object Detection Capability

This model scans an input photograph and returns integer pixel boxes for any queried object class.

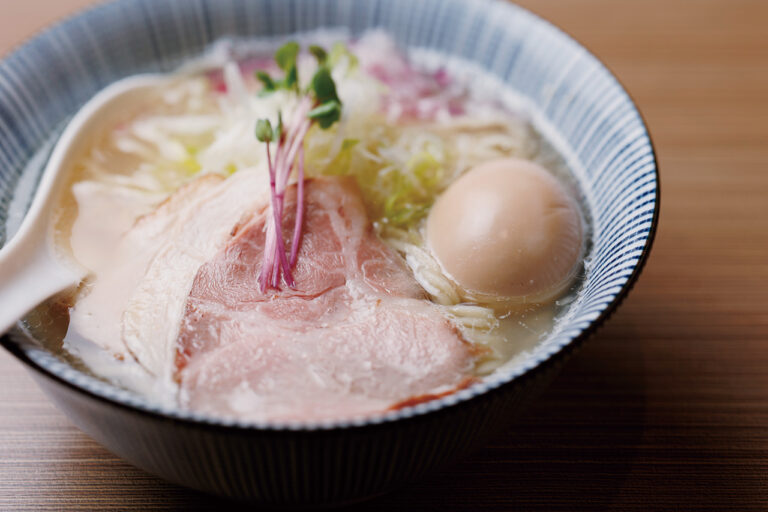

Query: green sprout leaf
[317,111,341,129]
[307,100,341,129]
[275,42,300,71]
[309,45,328,65]
[307,100,341,119]
[255,118,274,142]
[311,67,339,104]
[283,65,298,91]
[255,70,276,92]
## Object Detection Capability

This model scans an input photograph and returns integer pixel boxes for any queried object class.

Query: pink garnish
[290,144,306,267]
[257,98,314,291]
[253,43,344,291]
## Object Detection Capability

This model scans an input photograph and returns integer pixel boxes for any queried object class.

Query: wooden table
[2,0,767,510]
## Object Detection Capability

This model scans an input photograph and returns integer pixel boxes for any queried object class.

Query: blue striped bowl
[0,0,658,505]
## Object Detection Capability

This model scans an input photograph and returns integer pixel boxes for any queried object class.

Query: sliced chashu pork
[176,176,476,422]
[70,169,269,378]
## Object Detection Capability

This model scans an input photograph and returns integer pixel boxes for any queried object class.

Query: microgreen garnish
[275,42,300,72]
[313,67,338,100]
[254,41,347,291]
[308,45,327,65]
[255,71,276,92]
[254,118,275,142]
[307,100,341,128]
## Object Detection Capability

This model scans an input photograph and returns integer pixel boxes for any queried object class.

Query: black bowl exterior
[27,354,563,505]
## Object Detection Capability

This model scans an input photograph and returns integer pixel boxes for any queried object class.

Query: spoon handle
[0,241,81,335]
[0,76,164,337]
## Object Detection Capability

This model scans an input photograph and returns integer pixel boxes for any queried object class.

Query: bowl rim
[0,0,659,433]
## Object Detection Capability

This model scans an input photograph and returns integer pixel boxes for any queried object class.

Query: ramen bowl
[0,0,658,506]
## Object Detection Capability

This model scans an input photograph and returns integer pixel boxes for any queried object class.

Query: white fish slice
[0,74,166,335]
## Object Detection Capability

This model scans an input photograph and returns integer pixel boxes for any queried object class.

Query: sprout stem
[255,43,344,291]
[290,144,305,266]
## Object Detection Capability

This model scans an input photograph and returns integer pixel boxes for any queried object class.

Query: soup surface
[24,32,589,422]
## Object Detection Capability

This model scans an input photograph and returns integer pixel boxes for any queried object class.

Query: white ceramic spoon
[0,74,165,335]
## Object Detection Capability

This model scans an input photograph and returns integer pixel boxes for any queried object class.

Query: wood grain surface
[2,0,767,510]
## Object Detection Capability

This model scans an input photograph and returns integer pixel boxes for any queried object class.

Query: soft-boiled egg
[426,158,583,304]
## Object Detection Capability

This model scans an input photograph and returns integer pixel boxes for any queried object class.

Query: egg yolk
[426,158,583,304]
